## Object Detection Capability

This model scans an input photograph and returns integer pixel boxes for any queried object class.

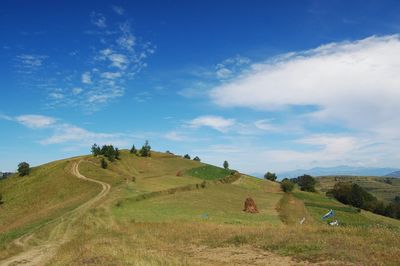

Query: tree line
[329,181,400,220]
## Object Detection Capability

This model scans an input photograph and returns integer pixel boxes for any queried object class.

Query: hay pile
[243,197,259,213]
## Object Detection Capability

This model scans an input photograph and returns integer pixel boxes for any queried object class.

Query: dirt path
[0,160,110,266]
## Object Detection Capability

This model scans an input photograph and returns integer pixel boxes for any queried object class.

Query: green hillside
[317,175,400,202]
[1,151,400,265]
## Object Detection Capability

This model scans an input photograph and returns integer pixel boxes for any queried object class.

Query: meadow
[1,150,400,265]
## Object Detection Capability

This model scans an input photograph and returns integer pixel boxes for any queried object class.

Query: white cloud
[188,115,235,132]
[164,131,190,141]
[40,124,113,145]
[112,5,125,15]
[16,115,56,128]
[49,92,64,99]
[90,12,107,28]
[101,71,122,79]
[81,72,92,84]
[215,55,250,79]
[72,87,83,95]
[15,54,47,73]
[210,35,400,136]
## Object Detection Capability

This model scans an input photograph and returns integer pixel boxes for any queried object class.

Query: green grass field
[1,151,400,265]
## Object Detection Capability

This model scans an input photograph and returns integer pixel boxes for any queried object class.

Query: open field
[1,150,400,265]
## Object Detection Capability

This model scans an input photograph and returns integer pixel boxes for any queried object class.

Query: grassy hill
[1,150,400,265]
[317,175,400,202]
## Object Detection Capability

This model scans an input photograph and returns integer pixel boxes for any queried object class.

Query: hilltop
[0,150,400,265]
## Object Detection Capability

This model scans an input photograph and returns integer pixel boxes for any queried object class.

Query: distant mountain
[278,165,400,178]
[385,171,400,178]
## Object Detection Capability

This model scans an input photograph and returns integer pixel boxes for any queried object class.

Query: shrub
[0,193,3,204]
[280,180,294,192]
[183,154,191,159]
[101,158,108,169]
[17,162,30,176]
[264,172,277,181]
[193,156,201,162]
[297,174,316,192]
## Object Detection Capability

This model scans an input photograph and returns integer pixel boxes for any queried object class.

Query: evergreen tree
[130,144,137,154]
[91,143,101,156]
[139,140,151,157]
[115,148,120,160]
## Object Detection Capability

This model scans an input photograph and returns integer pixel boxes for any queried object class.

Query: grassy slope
[0,158,100,254]
[1,151,400,265]
[317,175,400,202]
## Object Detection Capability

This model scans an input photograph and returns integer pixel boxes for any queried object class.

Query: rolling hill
[316,175,400,202]
[1,150,400,265]
[278,165,400,178]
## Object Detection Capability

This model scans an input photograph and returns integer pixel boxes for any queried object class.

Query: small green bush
[280,180,294,192]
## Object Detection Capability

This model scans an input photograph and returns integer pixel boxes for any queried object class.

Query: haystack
[243,197,259,213]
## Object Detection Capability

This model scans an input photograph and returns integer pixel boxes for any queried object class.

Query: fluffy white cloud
[188,115,235,132]
[15,115,56,128]
[210,35,400,135]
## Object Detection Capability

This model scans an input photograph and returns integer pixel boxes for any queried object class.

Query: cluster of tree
[91,144,120,161]
[329,182,400,219]
[183,154,201,161]
[264,172,277,181]
[17,162,30,176]
[289,174,316,192]
[130,141,152,157]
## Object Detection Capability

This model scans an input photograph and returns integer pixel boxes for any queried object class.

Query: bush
[17,162,30,176]
[264,172,277,181]
[0,193,3,204]
[280,180,294,192]
[193,156,201,162]
[101,158,108,169]
[297,174,316,192]
[183,154,191,159]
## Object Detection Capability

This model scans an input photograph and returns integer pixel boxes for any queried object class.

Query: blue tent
[322,209,334,220]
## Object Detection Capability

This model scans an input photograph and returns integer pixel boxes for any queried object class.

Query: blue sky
[1,0,400,173]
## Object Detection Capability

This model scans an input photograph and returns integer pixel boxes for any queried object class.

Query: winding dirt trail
[0,160,111,266]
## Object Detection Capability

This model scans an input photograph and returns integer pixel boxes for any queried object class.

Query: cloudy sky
[1,0,400,173]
